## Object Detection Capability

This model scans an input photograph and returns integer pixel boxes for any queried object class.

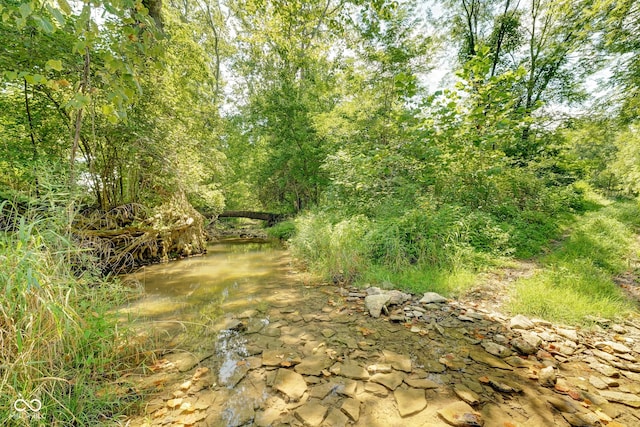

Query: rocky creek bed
[119,275,640,427]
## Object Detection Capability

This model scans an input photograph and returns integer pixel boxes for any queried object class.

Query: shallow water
[120,238,294,322]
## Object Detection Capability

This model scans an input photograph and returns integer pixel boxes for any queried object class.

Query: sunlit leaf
[57,0,72,15]
[18,2,32,19]
[46,59,63,71]
[47,5,66,26]
[101,104,115,116]
[32,15,54,33]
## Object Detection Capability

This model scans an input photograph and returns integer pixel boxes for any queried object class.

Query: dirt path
[117,262,640,427]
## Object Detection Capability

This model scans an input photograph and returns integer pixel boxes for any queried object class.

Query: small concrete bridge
[217,210,286,226]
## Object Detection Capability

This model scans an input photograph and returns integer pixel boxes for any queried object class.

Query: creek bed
[118,239,640,427]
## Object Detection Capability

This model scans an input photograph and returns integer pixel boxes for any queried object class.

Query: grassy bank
[287,197,639,325]
[507,201,639,324]
[0,205,145,425]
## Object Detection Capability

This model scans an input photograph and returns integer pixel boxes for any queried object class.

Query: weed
[0,203,146,425]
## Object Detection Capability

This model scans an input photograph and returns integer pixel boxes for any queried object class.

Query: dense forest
[1,0,639,424]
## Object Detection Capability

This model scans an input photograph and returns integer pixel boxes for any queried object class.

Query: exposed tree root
[73,193,207,274]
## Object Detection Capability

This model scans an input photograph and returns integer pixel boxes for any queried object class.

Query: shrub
[266,220,296,240]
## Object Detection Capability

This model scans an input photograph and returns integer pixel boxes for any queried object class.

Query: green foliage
[608,124,640,195]
[290,212,370,282]
[365,204,512,270]
[0,205,145,425]
[266,220,296,240]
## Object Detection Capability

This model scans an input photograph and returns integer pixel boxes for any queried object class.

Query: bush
[365,203,512,271]
[266,220,296,240]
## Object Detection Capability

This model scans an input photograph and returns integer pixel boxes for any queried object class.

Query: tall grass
[289,206,506,294]
[508,202,639,324]
[0,203,144,425]
[290,213,370,282]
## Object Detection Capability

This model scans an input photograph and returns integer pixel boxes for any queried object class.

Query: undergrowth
[290,188,639,325]
[508,201,639,324]
[0,202,147,425]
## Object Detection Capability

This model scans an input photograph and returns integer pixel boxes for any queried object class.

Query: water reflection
[120,238,290,321]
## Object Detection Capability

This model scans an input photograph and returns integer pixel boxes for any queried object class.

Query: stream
[117,239,640,427]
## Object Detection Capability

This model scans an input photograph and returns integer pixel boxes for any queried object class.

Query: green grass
[507,201,640,325]
[358,264,478,297]
[0,205,147,425]
[508,261,634,324]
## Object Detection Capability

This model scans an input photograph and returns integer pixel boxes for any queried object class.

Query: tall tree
[443,0,599,160]
[227,0,344,212]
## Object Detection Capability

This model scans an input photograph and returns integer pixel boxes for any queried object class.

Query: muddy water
[119,240,640,427]
[121,239,295,321]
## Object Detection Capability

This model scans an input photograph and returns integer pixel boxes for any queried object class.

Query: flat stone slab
[595,341,632,354]
[273,368,307,401]
[547,396,580,413]
[588,376,608,390]
[469,349,512,370]
[509,314,534,330]
[164,351,214,372]
[556,328,579,342]
[295,355,332,376]
[382,349,412,372]
[324,407,349,427]
[295,402,328,426]
[341,397,360,421]
[336,379,358,398]
[481,340,511,358]
[420,292,447,304]
[394,388,426,417]
[438,401,484,426]
[598,390,640,408]
[590,362,620,378]
[371,371,404,390]
[454,384,480,405]
[404,377,439,389]
[365,382,389,397]
[339,362,370,380]
[309,382,337,399]
[262,349,300,367]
